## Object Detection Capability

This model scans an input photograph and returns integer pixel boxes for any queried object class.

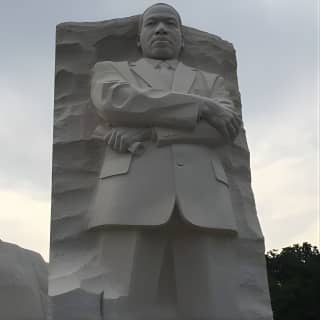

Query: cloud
[253,155,318,249]
[0,190,50,261]
[0,80,53,197]
[248,71,319,250]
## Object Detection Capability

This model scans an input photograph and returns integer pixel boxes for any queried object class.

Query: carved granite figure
[50,3,273,320]
[85,3,272,320]
[89,4,241,231]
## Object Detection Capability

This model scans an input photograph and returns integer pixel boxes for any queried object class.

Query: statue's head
[138,3,184,60]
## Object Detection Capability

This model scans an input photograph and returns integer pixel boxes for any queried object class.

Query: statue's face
[138,4,183,60]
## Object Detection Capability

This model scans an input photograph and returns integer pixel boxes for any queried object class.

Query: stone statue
[50,3,273,320]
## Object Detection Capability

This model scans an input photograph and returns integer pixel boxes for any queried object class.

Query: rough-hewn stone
[0,240,47,320]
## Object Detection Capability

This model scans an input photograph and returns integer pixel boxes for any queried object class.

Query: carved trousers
[99,207,239,320]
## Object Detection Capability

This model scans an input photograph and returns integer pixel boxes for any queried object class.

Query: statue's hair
[138,3,183,34]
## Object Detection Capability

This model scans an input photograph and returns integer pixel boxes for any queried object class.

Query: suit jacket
[88,58,238,233]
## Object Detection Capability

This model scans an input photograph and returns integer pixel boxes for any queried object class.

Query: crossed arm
[91,61,241,152]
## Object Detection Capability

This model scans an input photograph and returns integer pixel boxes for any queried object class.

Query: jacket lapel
[131,59,167,89]
[114,61,139,87]
[172,62,196,93]
[131,59,197,93]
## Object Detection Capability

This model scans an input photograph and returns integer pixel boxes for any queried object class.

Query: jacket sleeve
[91,61,205,130]
[209,74,236,112]
[155,73,235,147]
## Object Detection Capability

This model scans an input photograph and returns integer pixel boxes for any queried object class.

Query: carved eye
[167,20,178,27]
[145,20,155,27]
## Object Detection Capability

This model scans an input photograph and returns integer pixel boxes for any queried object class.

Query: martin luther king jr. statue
[50,3,273,320]
[88,3,273,319]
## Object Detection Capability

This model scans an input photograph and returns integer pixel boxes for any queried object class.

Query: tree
[266,242,320,320]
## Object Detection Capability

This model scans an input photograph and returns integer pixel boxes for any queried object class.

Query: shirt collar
[144,58,179,70]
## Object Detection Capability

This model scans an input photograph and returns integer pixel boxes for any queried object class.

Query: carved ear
[181,31,185,49]
[179,39,184,54]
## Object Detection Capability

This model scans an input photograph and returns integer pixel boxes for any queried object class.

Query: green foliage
[266,242,320,320]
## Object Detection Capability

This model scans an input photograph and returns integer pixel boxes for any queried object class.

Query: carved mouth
[152,38,172,45]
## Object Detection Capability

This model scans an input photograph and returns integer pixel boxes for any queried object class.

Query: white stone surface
[50,6,273,319]
[0,240,47,320]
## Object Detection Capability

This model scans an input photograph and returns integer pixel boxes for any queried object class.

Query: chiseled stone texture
[49,288,102,320]
[51,15,273,320]
[0,240,47,320]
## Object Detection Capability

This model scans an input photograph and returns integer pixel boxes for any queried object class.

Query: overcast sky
[0,0,318,261]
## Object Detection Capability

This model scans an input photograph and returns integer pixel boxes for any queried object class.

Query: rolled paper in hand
[128,141,145,156]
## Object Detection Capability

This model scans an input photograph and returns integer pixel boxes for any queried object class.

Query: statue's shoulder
[92,60,130,73]
[191,66,221,89]
[181,62,221,88]
[91,61,133,83]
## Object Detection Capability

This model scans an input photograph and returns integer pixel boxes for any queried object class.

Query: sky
[0,0,318,261]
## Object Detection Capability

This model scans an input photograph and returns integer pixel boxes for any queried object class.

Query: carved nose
[155,23,168,35]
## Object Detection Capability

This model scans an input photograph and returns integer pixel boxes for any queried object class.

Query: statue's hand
[105,127,152,153]
[201,104,242,142]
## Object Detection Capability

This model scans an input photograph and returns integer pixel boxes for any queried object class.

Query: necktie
[155,61,174,90]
